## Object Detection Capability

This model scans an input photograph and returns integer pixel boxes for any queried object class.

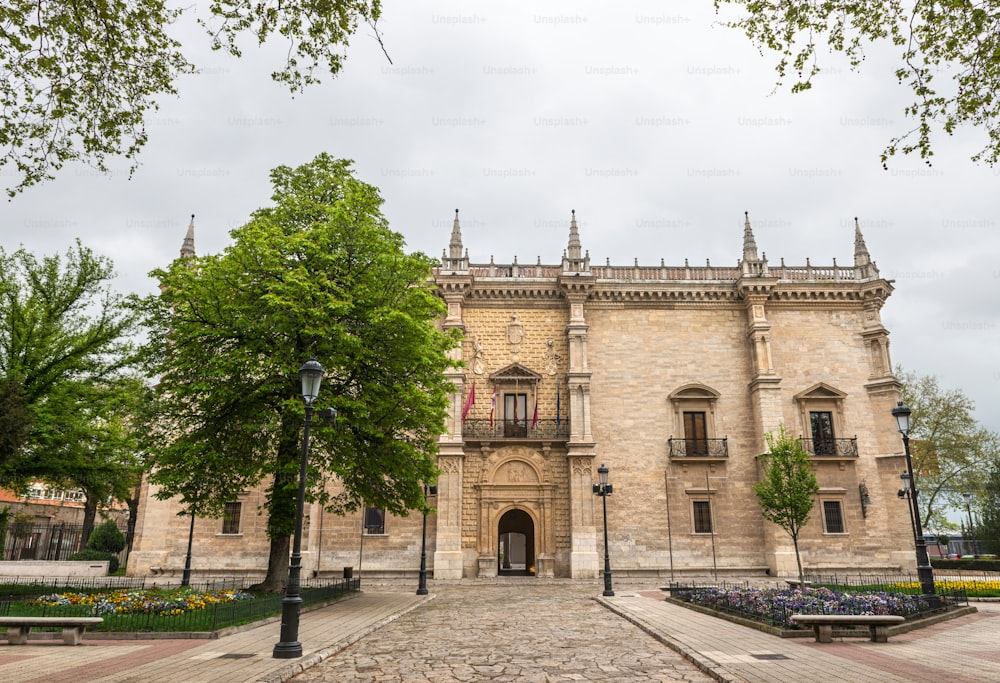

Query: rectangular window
[364,507,385,535]
[221,502,242,534]
[683,412,708,455]
[693,500,713,534]
[504,393,527,437]
[810,411,836,455]
[823,500,845,534]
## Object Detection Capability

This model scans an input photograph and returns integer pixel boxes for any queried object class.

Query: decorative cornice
[433,264,895,307]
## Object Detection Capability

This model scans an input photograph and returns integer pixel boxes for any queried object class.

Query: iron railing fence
[799,437,858,457]
[0,577,359,633]
[462,419,570,440]
[667,437,729,457]
[1,522,129,563]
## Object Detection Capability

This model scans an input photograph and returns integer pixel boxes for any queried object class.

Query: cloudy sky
[2,0,998,432]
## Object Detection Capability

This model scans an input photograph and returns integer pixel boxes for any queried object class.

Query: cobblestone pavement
[292,583,712,682]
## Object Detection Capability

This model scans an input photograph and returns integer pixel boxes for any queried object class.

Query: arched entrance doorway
[498,509,535,576]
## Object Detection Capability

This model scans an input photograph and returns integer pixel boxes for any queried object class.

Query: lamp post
[181,509,196,587]
[962,492,976,557]
[892,401,936,596]
[273,358,325,659]
[592,463,614,597]
[416,484,437,595]
[898,472,917,545]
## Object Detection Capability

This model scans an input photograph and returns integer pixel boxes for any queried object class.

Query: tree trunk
[81,499,98,548]
[792,533,805,588]
[251,534,291,592]
[250,410,301,593]
[125,482,140,554]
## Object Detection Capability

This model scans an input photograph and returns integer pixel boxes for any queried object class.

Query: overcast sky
[2,0,998,433]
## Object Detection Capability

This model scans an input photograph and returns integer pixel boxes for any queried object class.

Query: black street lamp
[416,484,437,595]
[181,509,196,587]
[962,492,976,557]
[892,401,936,596]
[273,358,325,659]
[592,463,614,597]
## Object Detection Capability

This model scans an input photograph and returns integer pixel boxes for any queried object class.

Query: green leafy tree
[137,153,459,591]
[715,1,1000,166]
[898,368,999,530]
[34,376,149,545]
[978,458,1000,554]
[754,426,819,586]
[0,1,381,195]
[0,242,139,488]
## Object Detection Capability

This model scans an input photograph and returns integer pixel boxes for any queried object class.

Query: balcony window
[504,393,527,437]
[810,411,836,455]
[683,412,709,455]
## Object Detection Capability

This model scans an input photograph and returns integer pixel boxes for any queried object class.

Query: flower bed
[29,588,255,617]
[675,586,929,629]
[882,579,1000,598]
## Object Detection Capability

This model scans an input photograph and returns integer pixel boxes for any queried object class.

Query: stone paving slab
[601,590,1000,683]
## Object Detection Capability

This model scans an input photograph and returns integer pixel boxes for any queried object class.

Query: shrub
[67,549,119,574]
[87,519,127,554]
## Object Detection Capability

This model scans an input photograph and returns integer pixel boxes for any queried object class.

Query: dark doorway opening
[498,508,535,576]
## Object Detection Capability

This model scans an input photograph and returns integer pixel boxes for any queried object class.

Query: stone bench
[0,617,104,645]
[790,614,905,643]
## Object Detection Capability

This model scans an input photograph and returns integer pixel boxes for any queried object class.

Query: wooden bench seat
[790,614,905,643]
[0,617,104,645]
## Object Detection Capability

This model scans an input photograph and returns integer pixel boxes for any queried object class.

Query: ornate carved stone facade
[128,212,917,581]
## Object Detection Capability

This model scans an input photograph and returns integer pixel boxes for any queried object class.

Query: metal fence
[1,522,128,563]
[668,574,972,629]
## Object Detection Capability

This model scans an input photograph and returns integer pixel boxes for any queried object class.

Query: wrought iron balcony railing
[800,436,858,457]
[462,419,570,440]
[667,437,729,457]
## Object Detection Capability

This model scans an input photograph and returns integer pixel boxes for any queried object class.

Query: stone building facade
[128,212,916,581]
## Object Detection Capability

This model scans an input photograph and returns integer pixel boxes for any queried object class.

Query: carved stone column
[432,454,465,579]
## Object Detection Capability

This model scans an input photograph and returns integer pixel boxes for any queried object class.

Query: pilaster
[432,451,465,580]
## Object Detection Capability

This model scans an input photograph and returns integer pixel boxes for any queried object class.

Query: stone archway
[475,446,558,578]
[498,508,535,575]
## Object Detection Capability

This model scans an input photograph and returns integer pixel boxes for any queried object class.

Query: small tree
[754,426,819,587]
[87,519,127,555]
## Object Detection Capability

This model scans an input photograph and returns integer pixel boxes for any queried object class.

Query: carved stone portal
[475,446,556,578]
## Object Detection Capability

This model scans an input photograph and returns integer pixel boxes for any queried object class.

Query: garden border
[662,596,978,638]
[16,591,362,641]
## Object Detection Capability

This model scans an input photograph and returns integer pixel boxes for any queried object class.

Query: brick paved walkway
[603,589,1000,683]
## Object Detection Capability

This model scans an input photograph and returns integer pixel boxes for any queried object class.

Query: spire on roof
[567,209,581,260]
[853,217,871,266]
[449,208,463,259]
[742,211,759,262]
[561,209,590,273]
[852,217,879,279]
[180,214,196,258]
[442,208,469,271]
